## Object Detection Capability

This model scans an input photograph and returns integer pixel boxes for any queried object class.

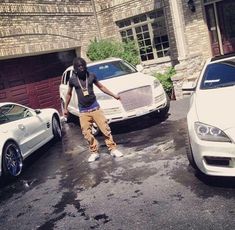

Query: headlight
[96,93,112,100]
[194,122,231,142]
[154,79,160,88]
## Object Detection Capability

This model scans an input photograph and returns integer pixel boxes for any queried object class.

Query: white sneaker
[110,149,123,158]
[88,153,99,162]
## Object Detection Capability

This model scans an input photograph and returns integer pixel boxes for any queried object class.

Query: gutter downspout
[91,0,102,40]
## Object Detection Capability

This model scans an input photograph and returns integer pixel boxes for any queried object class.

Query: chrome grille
[119,86,152,111]
[154,93,165,104]
[103,107,122,115]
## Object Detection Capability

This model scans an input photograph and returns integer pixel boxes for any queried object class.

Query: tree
[87,39,140,66]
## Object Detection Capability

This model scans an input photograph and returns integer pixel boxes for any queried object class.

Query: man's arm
[63,86,73,117]
[94,81,120,100]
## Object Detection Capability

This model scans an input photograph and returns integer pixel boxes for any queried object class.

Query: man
[63,57,123,162]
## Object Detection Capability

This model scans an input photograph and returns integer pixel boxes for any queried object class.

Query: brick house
[0,0,234,110]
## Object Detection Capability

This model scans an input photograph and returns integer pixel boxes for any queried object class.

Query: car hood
[195,86,235,129]
[95,72,154,93]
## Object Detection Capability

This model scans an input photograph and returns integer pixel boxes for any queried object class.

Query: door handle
[18,124,25,130]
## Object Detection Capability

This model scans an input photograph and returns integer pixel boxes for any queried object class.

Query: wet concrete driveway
[0,98,235,230]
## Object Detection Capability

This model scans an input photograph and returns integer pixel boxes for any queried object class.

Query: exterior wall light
[187,0,196,12]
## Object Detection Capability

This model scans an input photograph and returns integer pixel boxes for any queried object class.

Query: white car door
[66,70,79,113]
[2,104,46,154]
[19,112,46,150]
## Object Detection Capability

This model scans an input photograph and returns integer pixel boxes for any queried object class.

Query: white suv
[59,58,169,134]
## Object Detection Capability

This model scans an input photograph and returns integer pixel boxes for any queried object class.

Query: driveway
[1,97,235,230]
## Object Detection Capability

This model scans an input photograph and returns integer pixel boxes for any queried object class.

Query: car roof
[0,102,13,106]
[63,57,122,72]
[0,102,28,108]
[87,57,122,66]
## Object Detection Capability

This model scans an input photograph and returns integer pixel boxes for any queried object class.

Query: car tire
[185,132,198,170]
[52,116,62,141]
[2,141,23,178]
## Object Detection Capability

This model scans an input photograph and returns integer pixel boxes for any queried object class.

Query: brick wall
[93,0,177,71]
[171,0,211,99]
[94,0,211,62]
[94,0,165,40]
[93,0,214,99]
[0,0,98,60]
[182,0,211,59]
[0,0,212,66]
[0,0,215,100]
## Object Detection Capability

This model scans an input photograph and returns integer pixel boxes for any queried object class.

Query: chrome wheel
[52,116,62,140]
[3,142,23,177]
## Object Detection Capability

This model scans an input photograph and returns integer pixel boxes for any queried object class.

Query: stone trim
[0,3,93,15]
[171,53,205,99]
[0,25,81,41]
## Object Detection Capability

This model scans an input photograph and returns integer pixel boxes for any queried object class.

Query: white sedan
[0,102,62,178]
[60,58,169,135]
[184,54,235,176]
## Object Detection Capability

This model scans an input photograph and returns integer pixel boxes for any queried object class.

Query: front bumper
[102,93,168,124]
[189,129,235,176]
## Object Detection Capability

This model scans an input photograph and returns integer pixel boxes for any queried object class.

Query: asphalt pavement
[1,96,235,230]
[168,96,190,121]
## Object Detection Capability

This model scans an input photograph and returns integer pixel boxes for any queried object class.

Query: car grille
[154,93,165,104]
[103,107,122,115]
[119,86,152,111]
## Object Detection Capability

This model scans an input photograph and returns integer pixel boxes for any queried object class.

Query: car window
[61,72,65,84]
[65,70,71,85]
[200,59,235,89]
[87,60,137,81]
[61,70,71,85]
[0,104,33,124]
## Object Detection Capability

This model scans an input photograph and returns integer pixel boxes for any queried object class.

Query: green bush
[153,67,176,97]
[120,40,140,66]
[87,39,140,66]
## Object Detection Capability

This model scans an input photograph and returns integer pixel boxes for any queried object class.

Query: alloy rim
[5,144,23,176]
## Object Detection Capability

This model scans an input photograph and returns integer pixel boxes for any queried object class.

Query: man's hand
[114,94,120,100]
[95,81,121,100]
[63,108,69,118]
[64,87,72,119]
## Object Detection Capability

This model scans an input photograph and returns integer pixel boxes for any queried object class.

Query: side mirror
[182,81,196,91]
[136,64,144,72]
[35,109,41,114]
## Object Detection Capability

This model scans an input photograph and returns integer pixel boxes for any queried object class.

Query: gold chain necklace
[77,73,89,96]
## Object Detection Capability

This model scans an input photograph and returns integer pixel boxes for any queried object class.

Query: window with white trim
[117,9,170,62]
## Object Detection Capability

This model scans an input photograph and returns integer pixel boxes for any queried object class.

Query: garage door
[0,50,76,113]
[0,77,61,111]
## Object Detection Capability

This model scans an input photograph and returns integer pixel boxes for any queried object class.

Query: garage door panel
[4,85,30,106]
[35,77,61,110]
[0,76,61,112]
[0,50,75,113]
[10,85,28,96]
[0,91,7,100]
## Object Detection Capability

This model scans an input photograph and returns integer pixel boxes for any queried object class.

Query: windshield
[200,59,235,89]
[87,60,137,81]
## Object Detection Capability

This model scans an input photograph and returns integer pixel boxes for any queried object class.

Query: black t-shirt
[69,71,98,108]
